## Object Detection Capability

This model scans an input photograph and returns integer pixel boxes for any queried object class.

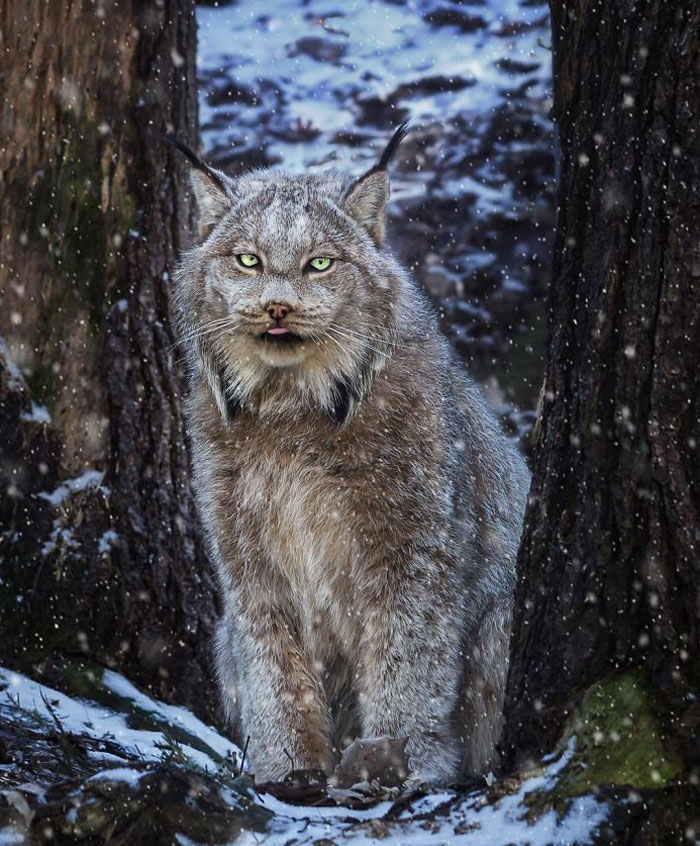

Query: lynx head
[169,125,412,424]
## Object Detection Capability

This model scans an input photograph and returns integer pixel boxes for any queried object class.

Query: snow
[0,667,241,774]
[97,529,119,553]
[258,792,395,822]
[0,666,608,844]
[41,519,77,557]
[197,0,549,171]
[101,668,241,766]
[37,469,107,507]
[233,739,608,845]
[0,828,24,846]
[232,789,607,846]
[0,336,25,390]
[87,767,147,786]
[20,402,51,424]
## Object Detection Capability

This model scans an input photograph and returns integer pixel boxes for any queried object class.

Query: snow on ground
[0,666,608,844]
[0,666,241,774]
[100,668,239,766]
[197,0,549,172]
[231,739,608,845]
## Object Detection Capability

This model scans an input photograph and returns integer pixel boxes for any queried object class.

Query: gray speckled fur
[170,136,530,783]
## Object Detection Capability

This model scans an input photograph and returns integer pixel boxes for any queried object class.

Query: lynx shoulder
[168,126,530,783]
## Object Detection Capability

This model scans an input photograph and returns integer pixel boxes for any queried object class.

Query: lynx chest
[231,443,361,625]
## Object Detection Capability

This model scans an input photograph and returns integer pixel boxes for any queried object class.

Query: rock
[495,58,542,74]
[422,8,488,32]
[288,36,347,64]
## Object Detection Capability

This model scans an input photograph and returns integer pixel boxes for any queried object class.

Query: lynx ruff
[168,126,529,784]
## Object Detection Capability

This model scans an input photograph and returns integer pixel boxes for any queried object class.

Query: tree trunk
[504,0,700,770]
[0,0,220,720]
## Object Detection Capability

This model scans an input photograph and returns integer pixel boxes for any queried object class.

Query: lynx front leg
[355,551,463,784]
[217,594,331,782]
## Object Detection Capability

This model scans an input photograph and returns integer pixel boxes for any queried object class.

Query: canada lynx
[168,126,529,783]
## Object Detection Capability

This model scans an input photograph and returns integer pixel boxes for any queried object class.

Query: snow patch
[97,529,119,554]
[0,336,25,390]
[37,470,107,507]
[20,402,51,424]
[87,767,147,786]
[101,669,240,766]
[0,667,241,775]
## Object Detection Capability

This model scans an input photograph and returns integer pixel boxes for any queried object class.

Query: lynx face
[196,177,388,374]
[172,127,410,421]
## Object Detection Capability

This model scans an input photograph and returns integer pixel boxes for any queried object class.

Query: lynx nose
[266,303,291,321]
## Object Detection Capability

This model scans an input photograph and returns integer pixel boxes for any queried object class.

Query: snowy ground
[196,0,554,435]
[197,0,550,170]
[0,666,609,844]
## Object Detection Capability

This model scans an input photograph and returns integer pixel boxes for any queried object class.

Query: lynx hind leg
[214,613,243,742]
[456,602,511,776]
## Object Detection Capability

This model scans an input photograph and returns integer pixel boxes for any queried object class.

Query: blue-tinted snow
[36,469,107,507]
[19,402,51,424]
[198,0,548,170]
[0,667,242,774]
[234,739,608,845]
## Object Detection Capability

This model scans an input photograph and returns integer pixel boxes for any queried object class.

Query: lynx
[168,126,530,784]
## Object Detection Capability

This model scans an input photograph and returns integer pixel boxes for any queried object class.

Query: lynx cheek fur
[168,127,530,784]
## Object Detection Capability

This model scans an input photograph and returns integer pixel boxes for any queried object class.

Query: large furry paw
[329,736,409,789]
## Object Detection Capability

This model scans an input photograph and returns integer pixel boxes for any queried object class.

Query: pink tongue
[267,327,290,335]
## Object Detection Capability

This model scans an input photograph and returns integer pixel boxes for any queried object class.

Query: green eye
[237,253,260,268]
[309,257,333,272]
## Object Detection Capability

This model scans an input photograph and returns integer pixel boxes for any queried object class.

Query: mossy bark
[0,0,220,721]
[503,0,700,835]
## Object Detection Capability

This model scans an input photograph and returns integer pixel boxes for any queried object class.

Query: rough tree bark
[0,0,219,719]
[504,0,700,775]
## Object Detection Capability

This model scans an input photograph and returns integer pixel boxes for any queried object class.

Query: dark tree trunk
[0,0,220,720]
[504,0,700,770]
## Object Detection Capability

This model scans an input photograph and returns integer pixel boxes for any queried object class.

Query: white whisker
[321,330,355,360]
[326,325,392,358]
[170,316,242,352]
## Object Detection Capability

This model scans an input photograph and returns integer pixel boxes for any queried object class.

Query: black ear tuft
[162,133,229,195]
[373,121,410,175]
[343,122,411,197]
[162,133,203,169]
[163,133,234,238]
[341,123,410,246]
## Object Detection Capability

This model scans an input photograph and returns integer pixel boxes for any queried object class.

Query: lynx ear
[163,134,234,239]
[342,122,409,246]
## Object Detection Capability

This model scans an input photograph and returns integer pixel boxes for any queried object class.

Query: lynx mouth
[259,328,306,345]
